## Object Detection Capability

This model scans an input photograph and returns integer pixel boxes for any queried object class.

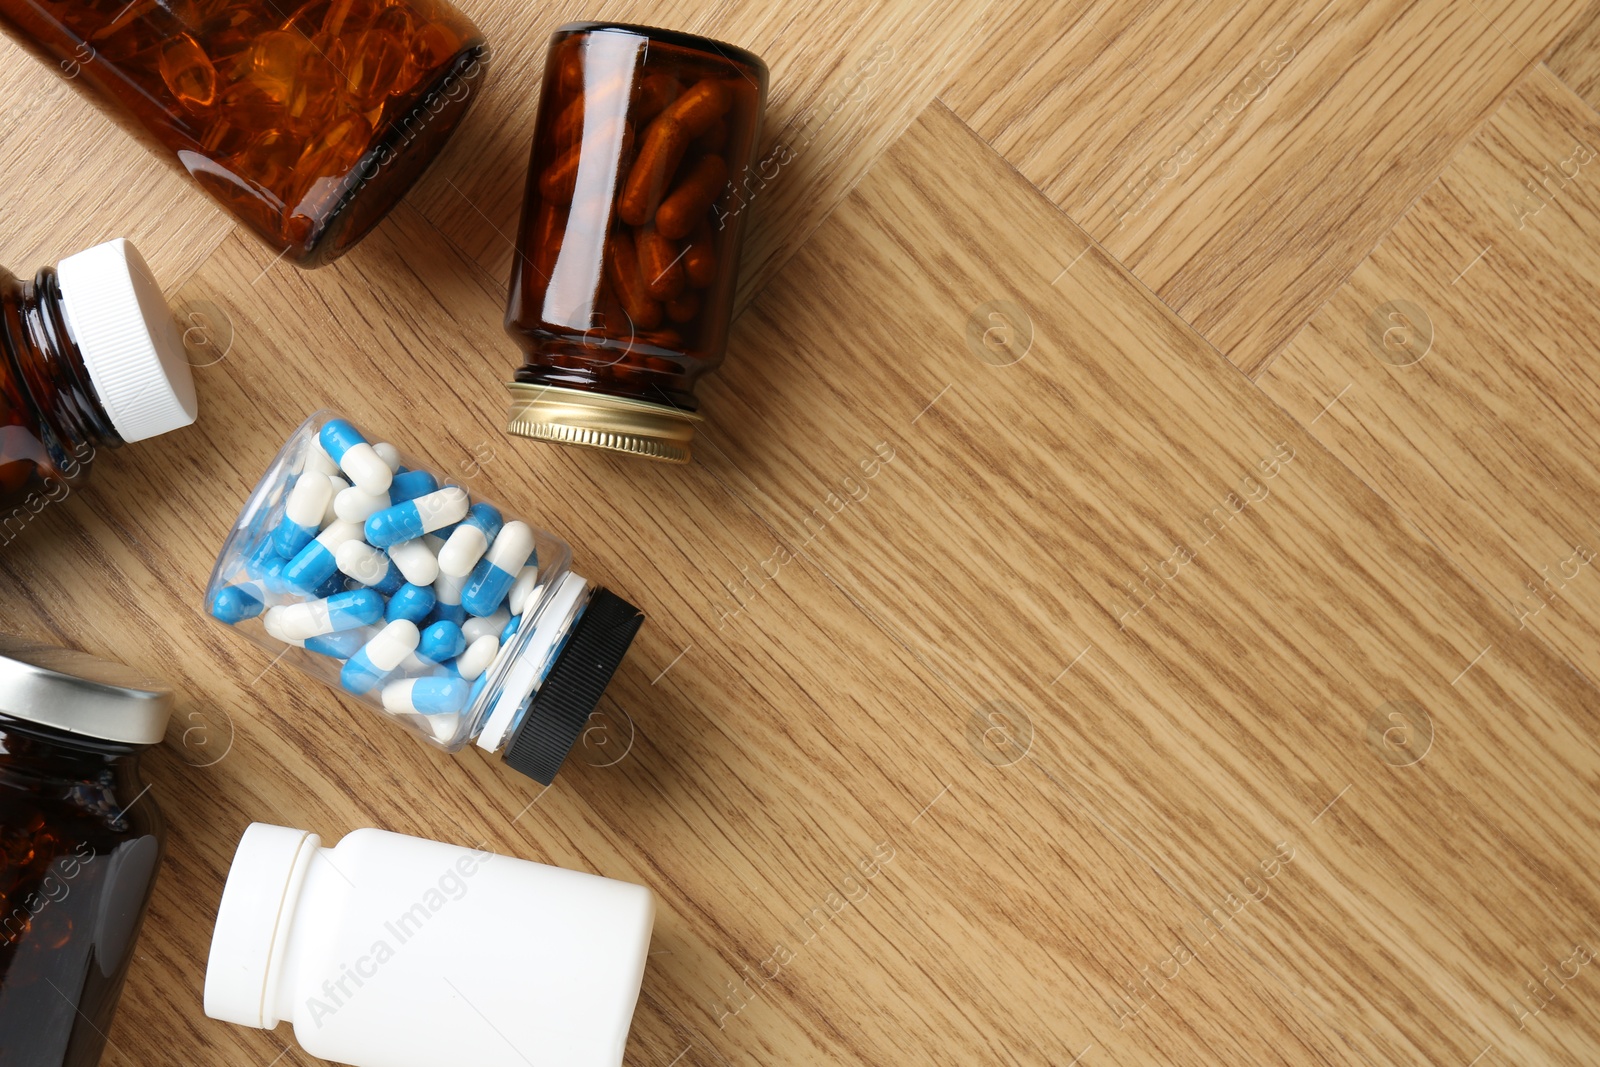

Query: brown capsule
[407,20,460,77]
[605,229,663,330]
[694,118,727,153]
[664,79,732,137]
[656,154,727,239]
[551,72,632,145]
[617,123,686,227]
[539,144,581,203]
[617,79,731,226]
[634,72,678,120]
[665,290,700,323]
[636,225,686,301]
[552,94,585,145]
[555,39,584,96]
[682,220,718,288]
[530,198,566,282]
[540,120,633,204]
[591,279,632,343]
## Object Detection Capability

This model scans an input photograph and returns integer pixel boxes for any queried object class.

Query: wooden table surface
[4,0,1600,1064]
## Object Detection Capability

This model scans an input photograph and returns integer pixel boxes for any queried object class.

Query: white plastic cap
[56,238,198,443]
[204,824,320,1029]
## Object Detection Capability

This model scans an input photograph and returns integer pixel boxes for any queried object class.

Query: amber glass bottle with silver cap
[503,23,768,463]
[0,635,174,1067]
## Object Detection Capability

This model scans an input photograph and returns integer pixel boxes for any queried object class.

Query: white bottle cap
[55,238,198,443]
[204,823,321,1029]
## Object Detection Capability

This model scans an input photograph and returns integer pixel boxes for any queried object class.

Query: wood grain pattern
[1548,0,1600,107]
[1260,68,1600,705]
[1,1,1599,1066]
[697,102,1600,1067]
[940,0,1589,375]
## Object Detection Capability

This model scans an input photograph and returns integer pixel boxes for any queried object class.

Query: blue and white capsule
[381,675,470,716]
[321,475,348,527]
[499,614,521,643]
[302,628,370,660]
[427,714,462,743]
[461,521,535,617]
[462,607,509,644]
[312,572,349,599]
[273,472,334,558]
[303,438,340,478]
[210,581,266,623]
[320,418,393,496]
[447,634,499,681]
[507,566,540,616]
[387,537,439,586]
[437,503,503,578]
[385,582,435,623]
[364,487,469,549]
[340,620,419,695]
[387,468,438,506]
[416,620,466,665]
[372,442,401,473]
[335,540,404,595]
[431,571,466,626]
[333,483,390,524]
[263,588,384,641]
[281,520,365,593]
[245,538,296,596]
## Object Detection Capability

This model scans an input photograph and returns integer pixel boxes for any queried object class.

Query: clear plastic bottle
[0,636,173,1067]
[205,823,655,1067]
[0,238,198,544]
[503,23,768,463]
[0,0,487,266]
[205,411,644,784]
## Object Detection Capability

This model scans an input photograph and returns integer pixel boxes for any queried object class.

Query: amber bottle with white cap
[0,238,198,535]
[205,823,655,1067]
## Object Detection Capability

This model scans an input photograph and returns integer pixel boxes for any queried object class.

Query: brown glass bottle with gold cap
[0,0,486,266]
[503,23,768,463]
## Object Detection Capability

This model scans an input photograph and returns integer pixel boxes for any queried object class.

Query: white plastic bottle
[204,824,655,1067]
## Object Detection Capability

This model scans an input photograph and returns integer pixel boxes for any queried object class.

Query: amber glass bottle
[0,0,487,266]
[0,240,196,545]
[504,23,767,463]
[0,637,173,1067]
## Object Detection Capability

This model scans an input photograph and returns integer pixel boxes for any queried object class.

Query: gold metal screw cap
[505,382,702,464]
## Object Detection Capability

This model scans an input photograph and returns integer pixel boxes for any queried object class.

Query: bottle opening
[475,571,589,750]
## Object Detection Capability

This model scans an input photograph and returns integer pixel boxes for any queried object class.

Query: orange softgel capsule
[503,23,768,464]
[158,32,217,108]
[344,7,416,110]
[0,0,487,266]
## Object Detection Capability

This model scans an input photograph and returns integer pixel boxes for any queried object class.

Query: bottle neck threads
[8,267,122,460]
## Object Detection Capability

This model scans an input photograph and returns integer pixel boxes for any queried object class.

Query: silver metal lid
[0,635,172,745]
